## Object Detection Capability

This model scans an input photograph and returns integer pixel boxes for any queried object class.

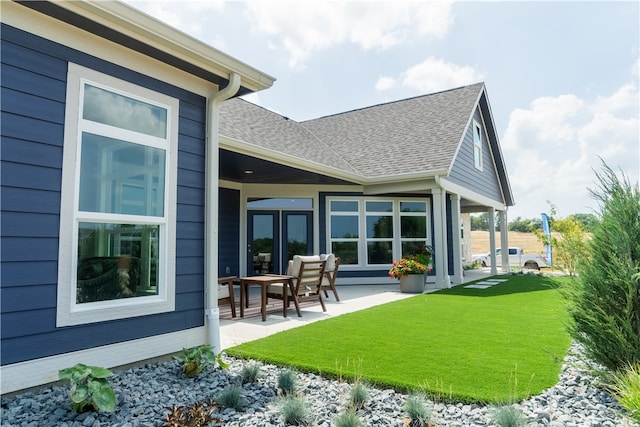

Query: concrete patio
[219,269,493,350]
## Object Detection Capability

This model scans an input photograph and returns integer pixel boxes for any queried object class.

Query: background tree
[564,162,640,370]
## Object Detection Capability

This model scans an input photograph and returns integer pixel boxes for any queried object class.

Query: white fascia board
[362,177,441,195]
[36,1,276,93]
[440,177,506,211]
[220,135,365,185]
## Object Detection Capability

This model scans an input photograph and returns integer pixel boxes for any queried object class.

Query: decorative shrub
[348,382,369,410]
[215,384,247,410]
[607,363,640,423]
[489,404,528,427]
[403,392,433,427]
[173,345,228,377]
[277,368,297,396]
[58,364,116,413]
[567,163,640,370]
[277,394,313,426]
[238,363,261,384]
[334,409,364,427]
[163,400,221,426]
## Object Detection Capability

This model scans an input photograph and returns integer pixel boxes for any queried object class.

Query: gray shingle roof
[219,83,484,180]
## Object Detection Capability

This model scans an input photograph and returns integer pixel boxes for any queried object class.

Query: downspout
[205,73,241,354]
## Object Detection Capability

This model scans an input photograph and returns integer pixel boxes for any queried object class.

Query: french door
[247,211,313,275]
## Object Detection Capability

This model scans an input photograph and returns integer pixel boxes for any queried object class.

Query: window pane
[402,241,429,259]
[331,216,359,238]
[401,217,427,238]
[366,201,392,212]
[77,222,159,303]
[331,200,358,212]
[247,198,313,209]
[367,241,392,264]
[332,241,358,265]
[79,133,165,216]
[83,85,167,138]
[366,215,393,238]
[400,201,426,212]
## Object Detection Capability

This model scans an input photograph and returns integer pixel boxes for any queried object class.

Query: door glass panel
[251,214,274,274]
[286,214,308,261]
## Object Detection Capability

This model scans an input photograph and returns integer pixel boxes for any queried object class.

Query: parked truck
[472,247,549,270]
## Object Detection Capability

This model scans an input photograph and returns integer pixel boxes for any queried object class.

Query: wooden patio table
[239,275,300,321]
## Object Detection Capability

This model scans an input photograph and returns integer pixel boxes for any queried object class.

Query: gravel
[1,343,637,427]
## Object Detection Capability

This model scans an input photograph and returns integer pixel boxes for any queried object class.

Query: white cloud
[375,76,397,91]
[400,57,485,94]
[502,81,639,220]
[243,1,453,68]
[124,0,226,46]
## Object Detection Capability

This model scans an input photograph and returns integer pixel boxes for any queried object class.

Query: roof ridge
[302,82,485,123]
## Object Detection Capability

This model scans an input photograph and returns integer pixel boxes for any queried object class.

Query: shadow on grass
[437,274,568,298]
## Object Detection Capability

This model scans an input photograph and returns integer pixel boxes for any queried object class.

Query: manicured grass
[226,275,572,403]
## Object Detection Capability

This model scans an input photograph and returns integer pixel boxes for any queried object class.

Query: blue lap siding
[1,24,207,365]
[448,108,504,203]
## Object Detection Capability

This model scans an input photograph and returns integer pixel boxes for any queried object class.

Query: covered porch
[218,268,494,349]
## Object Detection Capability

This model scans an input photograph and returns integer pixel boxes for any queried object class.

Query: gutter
[205,73,241,354]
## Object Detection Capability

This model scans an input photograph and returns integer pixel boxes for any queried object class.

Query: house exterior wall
[447,108,504,204]
[1,24,207,366]
[219,187,241,277]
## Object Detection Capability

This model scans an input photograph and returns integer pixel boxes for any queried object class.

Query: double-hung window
[365,201,393,265]
[57,64,178,326]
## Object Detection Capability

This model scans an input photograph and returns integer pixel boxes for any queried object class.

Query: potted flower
[389,258,427,293]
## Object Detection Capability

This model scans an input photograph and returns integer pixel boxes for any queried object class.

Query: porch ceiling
[219,150,358,185]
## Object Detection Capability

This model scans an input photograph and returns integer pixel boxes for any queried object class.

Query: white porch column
[432,188,450,288]
[488,207,498,275]
[500,210,510,273]
[450,194,463,284]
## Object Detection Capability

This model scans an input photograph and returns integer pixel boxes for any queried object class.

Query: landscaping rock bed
[1,343,636,426]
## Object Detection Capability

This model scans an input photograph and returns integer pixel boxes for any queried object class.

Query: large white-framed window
[399,201,430,262]
[329,200,360,266]
[365,200,394,265]
[327,197,430,268]
[57,63,178,326]
[473,120,483,171]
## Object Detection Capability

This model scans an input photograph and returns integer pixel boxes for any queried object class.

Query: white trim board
[1,327,207,394]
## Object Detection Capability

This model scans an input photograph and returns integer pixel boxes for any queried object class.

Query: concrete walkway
[220,269,493,349]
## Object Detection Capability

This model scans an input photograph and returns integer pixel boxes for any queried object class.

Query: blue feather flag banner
[541,213,552,266]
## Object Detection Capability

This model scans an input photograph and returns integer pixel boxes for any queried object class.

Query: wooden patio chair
[321,256,341,301]
[218,276,237,317]
[266,258,327,316]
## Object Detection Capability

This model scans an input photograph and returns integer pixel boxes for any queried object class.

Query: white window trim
[473,120,483,171]
[327,197,431,270]
[57,63,178,327]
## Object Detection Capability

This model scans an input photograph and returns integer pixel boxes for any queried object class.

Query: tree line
[470,211,598,233]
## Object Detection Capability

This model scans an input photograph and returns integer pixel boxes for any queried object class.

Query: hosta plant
[58,363,116,413]
[173,344,228,377]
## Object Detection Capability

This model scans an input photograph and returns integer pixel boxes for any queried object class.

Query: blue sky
[125,0,639,221]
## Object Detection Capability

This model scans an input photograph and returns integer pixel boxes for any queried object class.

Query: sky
[124,0,640,221]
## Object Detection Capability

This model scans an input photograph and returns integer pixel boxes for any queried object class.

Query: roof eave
[16,0,275,93]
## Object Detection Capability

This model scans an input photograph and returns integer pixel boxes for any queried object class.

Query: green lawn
[226,275,572,403]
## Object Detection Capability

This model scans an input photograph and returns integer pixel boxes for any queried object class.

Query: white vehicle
[472,247,549,270]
